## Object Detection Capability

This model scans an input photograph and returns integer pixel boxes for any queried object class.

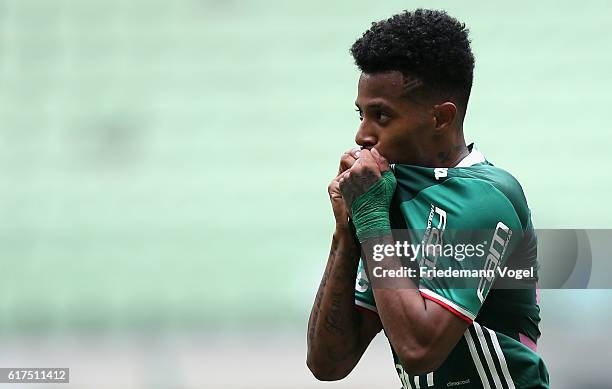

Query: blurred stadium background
[0,0,611,388]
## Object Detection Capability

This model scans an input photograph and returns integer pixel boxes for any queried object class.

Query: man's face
[354,71,435,165]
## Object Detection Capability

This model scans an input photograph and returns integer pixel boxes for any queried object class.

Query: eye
[376,111,390,123]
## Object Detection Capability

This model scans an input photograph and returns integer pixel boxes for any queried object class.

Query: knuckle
[365,164,378,173]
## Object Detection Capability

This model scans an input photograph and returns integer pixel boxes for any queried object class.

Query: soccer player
[306,9,549,389]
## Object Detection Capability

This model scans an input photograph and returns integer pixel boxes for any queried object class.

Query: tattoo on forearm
[308,241,336,345]
[323,292,344,335]
[326,307,362,362]
[308,234,361,364]
[308,280,324,345]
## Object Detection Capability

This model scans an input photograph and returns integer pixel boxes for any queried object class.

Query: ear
[432,102,457,131]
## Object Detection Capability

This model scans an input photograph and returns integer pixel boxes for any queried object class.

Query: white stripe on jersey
[474,322,504,388]
[464,329,491,389]
[426,372,434,387]
[396,364,413,389]
[419,288,476,321]
[487,327,516,389]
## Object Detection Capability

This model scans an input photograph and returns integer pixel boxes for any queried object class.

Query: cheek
[377,120,428,163]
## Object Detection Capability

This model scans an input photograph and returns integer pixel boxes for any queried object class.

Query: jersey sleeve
[409,178,523,323]
[354,258,378,313]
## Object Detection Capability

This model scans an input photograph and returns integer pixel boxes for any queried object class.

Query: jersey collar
[454,143,486,167]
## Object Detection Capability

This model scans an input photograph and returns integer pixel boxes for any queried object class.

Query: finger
[354,149,377,172]
[333,169,349,185]
[357,148,373,162]
[371,147,391,172]
[328,179,336,189]
[349,146,362,159]
[338,175,346,192]
[338,170,351,189]
[339,152,357,174]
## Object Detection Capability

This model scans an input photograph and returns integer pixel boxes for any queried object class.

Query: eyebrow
[354,101,393,111]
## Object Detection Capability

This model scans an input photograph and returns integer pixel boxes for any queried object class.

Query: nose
[354,123,377,149]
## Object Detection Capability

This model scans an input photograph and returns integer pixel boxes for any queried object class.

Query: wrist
[351,171,396,242]
[333,226,360,253]
[334,221,352,234]
[353,215,391,242]
[333,224,356,245]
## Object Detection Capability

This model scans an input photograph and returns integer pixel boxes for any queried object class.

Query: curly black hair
[350,9,475,110]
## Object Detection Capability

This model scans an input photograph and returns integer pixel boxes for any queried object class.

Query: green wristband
[351,170,397,242]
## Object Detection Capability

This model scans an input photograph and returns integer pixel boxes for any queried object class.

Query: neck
[433,140,469,168]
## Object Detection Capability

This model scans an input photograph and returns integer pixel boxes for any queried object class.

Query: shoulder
[431,175,522,231]
[451,164,532,229]
[394,163,530,229]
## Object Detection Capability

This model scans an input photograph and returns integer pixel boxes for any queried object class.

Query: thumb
[371,148,390,172]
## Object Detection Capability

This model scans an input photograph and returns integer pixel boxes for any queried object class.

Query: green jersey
[354,145,549,389]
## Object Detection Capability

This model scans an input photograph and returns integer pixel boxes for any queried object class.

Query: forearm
[306,227,367,379]
[361,236,431,352]
[361,235,462,374]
